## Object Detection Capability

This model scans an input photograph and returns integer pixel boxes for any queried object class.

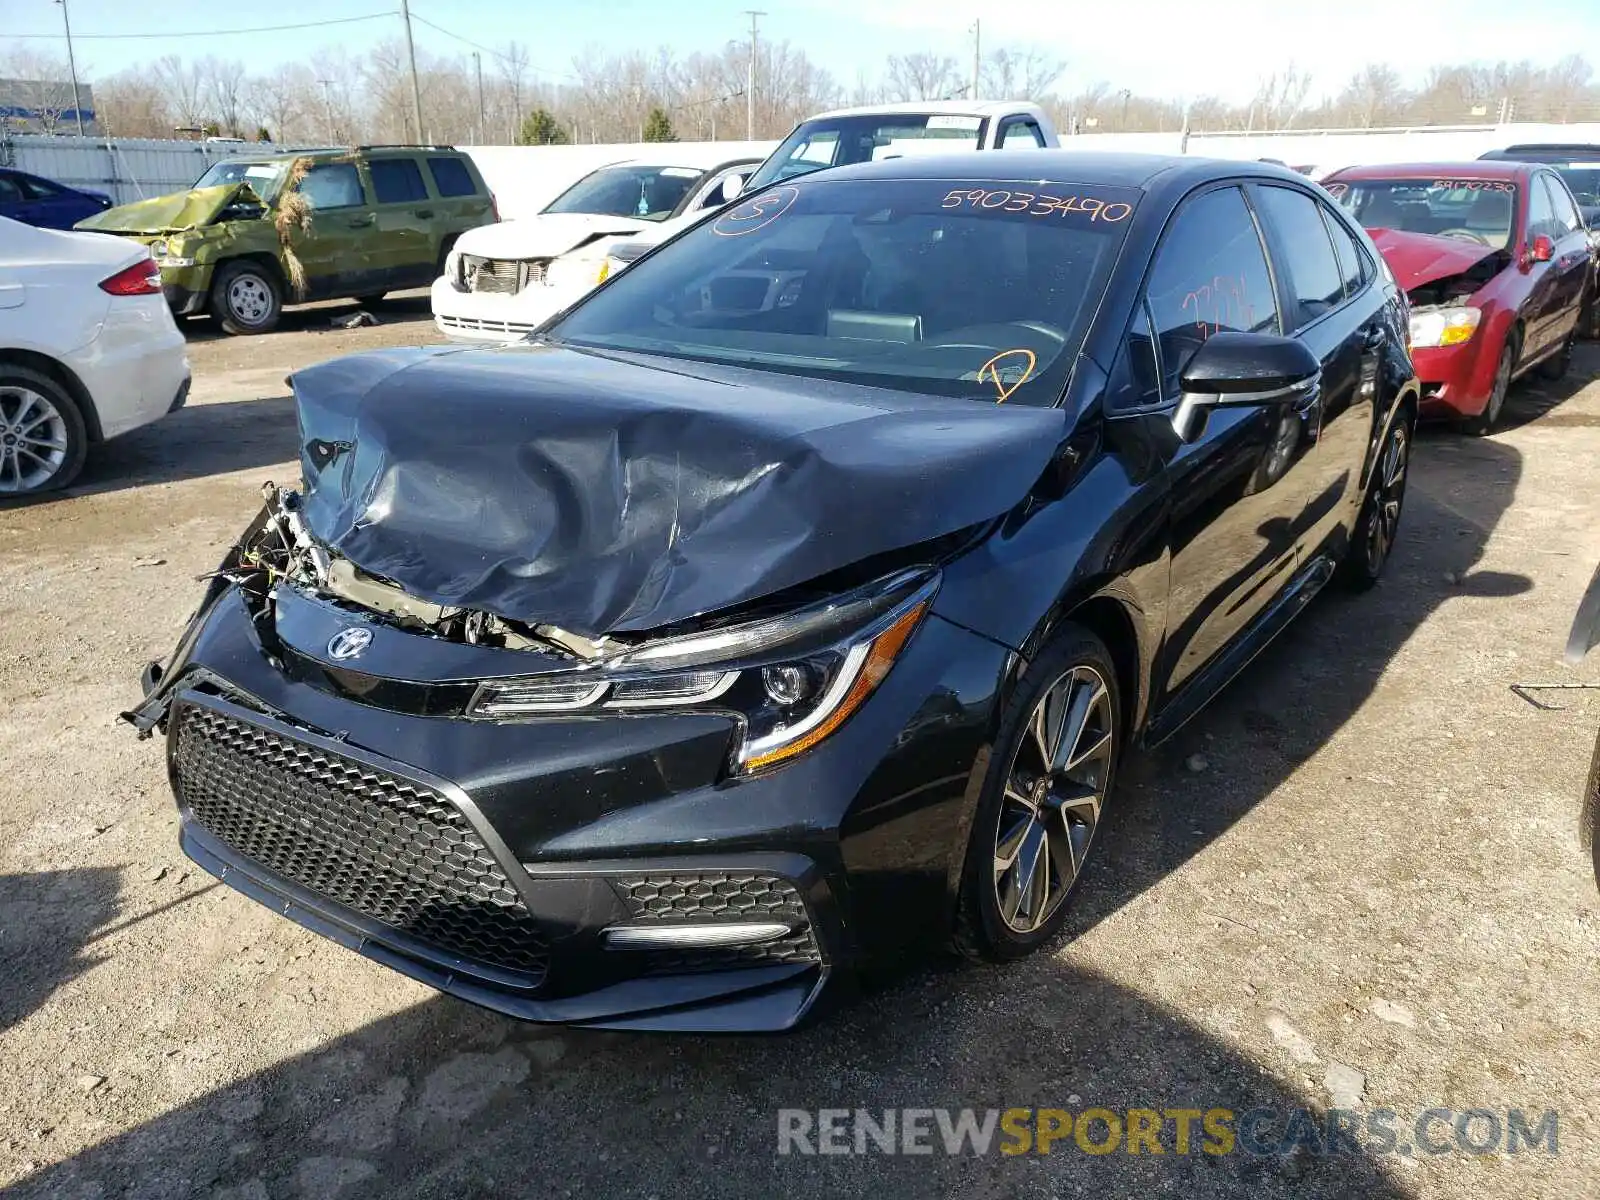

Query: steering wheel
[1434,228,1491,246]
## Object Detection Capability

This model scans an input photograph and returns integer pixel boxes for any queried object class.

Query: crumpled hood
[454,212,653,260]
[1367,227,1500,293]
[75,183,247,234]
[290,344,1069,637]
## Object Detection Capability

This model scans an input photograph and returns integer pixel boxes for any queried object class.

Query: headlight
[444,249,463,289]
[1409,306,1481,348]
[467,569,938,773]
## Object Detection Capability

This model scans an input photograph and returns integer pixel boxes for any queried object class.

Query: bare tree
[153,55,207,129]
[1249,65,1313,130]
[1337,63,1410,128]
[95,69,176,138]
[200,57,248,137]
[0,49,77,133]
[982,48,1064,100]
[501,42,530,143]
[884,52,960,102]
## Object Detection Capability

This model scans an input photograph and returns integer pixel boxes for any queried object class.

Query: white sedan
[432,157,756,342]
[0,216,190,495]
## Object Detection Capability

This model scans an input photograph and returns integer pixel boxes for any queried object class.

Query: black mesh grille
[173,701,548,982]
[612,871,820,972]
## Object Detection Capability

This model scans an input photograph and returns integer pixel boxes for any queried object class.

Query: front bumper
[136,583,1007,1031]
[429,274,590,342]
[1412,330,1500,419]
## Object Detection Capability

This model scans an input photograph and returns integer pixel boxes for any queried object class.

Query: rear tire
[1459,334,1516,437]
[211,260,283,336]
[0,366,88,496]
[1336,411,1412,591]
[952,623,1121,962]
[1538,332,1574,381]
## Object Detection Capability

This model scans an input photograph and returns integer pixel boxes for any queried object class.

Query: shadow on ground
[178,293,433,346]
[0,869,121,1035]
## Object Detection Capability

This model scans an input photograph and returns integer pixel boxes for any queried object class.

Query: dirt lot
[2,294,1599,1199]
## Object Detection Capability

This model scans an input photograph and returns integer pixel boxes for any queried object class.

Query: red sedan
[1322,161,1593,433]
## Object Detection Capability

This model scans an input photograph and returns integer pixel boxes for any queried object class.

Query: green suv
[76,146,495,335]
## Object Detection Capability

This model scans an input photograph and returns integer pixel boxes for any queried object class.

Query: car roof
[1326,161,1535,181]
[1482,144,1600,159]
[804,99,1045,121]
[796,150,1308,191]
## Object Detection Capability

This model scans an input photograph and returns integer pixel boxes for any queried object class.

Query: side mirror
[1531,234,1555,263]
[723,174,746,202]
[1172,332,1322,442]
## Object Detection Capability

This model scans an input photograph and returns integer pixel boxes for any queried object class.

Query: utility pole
[319,79,336,143]
[744,10,765,141]
[473,52,485,144]
[398,0,425,144]
[55,0,87,137]
[970,19,980,102]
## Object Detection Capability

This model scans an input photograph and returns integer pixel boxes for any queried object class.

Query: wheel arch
[1011,582,1153,749]
[0,347,104,442]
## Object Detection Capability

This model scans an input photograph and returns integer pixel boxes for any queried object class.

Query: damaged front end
[125,479,949,779]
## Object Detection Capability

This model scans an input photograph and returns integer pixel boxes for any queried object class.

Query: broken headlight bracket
[467,569,940,775]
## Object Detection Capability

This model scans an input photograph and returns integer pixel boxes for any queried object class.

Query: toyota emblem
[327,627,373,661]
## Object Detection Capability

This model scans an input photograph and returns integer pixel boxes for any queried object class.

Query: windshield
[547,177,1138,406]
[542,164,708,221]
[745,114,990,191]
[192,160,288,201]
[1326,177,1518,251]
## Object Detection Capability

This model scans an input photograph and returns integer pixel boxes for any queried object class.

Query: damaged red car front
[1323,162,1592,433]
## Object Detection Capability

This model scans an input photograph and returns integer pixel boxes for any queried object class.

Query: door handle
[414,208,434,219]
[347,214,375,228]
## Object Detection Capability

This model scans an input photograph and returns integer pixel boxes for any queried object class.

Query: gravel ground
[2,294,1598,1199]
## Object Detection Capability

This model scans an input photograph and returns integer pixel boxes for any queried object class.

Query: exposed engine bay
[224,483,620,662]
[1404,249,1510,309]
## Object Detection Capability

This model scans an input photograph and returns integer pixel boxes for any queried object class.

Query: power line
[8,12,393,40]
[408,11,574,81]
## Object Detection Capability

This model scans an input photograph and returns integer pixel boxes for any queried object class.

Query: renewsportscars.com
[776,1107,1559,1157]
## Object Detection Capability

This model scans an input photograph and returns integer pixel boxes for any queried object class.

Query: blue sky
[10,0,1600,105]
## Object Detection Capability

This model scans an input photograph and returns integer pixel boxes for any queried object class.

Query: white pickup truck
[601,100,1061,273]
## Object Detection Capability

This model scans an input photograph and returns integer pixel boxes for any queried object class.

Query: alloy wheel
[993,664,1116,933]
[0,385,69,494]
[1365,421,1409,574]
[228,275,273,324]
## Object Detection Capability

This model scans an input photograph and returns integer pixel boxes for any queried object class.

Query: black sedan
[126,153,1420,1031]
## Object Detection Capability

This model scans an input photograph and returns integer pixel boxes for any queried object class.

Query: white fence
[7,123,1600,217]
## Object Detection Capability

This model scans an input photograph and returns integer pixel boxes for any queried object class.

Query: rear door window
[427,156,478,198]
[369,158,428,204]
[1255,185,1345,329]
[1141,185,1281,401]
[1320,207,1370,299]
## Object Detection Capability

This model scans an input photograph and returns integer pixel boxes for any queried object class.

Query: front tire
[0,366,88,496]
[953,624,1121,962]
[1459,335,1515,436]
[211,261,283,336]
[1337,411,1412,590]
